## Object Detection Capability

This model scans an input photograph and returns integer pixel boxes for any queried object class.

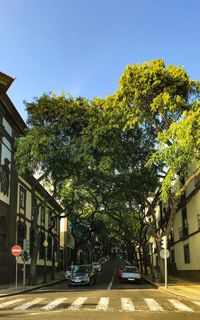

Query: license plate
[128,278,135,281]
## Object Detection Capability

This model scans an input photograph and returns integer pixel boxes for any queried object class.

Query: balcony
[179,224,189,240]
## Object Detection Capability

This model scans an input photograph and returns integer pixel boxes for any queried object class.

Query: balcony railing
[179,224,189,240]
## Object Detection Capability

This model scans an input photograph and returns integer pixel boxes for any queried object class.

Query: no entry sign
[11,245,22,257]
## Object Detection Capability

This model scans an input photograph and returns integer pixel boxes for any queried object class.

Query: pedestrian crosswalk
[0,296,200,313]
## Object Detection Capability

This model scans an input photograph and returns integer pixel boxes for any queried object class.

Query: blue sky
[1,0,200,121]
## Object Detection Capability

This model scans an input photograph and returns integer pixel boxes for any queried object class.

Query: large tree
[15,59,200,283]
[108,59,200,280]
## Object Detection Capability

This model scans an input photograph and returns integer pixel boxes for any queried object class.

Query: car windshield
[123,267,139,273]
[73,266,89,274]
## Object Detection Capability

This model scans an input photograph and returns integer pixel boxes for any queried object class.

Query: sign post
[11,245,22,289]
[15,257,18,289]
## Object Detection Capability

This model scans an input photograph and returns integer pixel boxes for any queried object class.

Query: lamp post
[43,239,48,283]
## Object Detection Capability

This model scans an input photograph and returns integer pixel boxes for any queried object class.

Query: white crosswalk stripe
[144,298,164,311]
[14,298,46,310]
[193,301,200,307]
[121,298,135,311]
[96,297,109,311]
[41,298,68,311]
[0,298,25,309]
[168,299,194,312]
[67,297,87,310]
[1,296,200,313]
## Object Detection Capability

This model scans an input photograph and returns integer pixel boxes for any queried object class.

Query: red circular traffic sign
[11,245,22,256]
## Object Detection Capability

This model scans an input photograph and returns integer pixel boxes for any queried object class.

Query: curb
[0,278,65,298]
[142,276,159,288]
[143,276,200,301]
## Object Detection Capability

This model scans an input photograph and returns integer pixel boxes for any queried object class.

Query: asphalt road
[1,259,200,320]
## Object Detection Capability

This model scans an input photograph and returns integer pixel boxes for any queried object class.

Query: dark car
[121,266,142,284]
[65,265,77,280]
[68,264,97,286]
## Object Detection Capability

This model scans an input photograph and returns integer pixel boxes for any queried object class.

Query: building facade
[170,174,200,280]
[150,172,200,281]
[0,71,63,284]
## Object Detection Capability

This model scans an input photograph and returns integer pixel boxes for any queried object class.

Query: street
[0,259,200,320]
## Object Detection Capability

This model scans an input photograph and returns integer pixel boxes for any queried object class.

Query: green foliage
[15,59,200,250]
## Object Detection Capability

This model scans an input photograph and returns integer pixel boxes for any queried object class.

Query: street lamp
[43,239,48,283]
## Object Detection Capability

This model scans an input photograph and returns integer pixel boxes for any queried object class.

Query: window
[39,232,45,259]
[0,217,7,249]
[17,223,26,248]
[47,235,52,260]
[41,206,45,226]
[30,228,35,257]
[48,211,52,229]
[54,216,58,231]
[184,244,190,264]
[171,249,175,264]
[19,186,26,210]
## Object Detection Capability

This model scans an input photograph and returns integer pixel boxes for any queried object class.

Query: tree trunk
[29,229,40,285]
[142,245,149,275]
[71,244,79,264]
[51,251,55,280]
[29,188,41,285]
[138,247,143,273]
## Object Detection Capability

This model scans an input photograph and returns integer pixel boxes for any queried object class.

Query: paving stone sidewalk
[143,272,200,300]
[0,271,65,297]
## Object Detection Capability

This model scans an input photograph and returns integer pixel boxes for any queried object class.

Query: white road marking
[67,297,87,310]
[107,271,116,290]
[168,299,194,312]
[0,298,24,309]
[121,298,135,311]
[14,298,45,310]
[41,298,68,311]
[96,297,109,311]
[144,298,164,311]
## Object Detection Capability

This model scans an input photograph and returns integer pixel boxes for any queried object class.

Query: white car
[92,262,102,272]
[121,266,142,284]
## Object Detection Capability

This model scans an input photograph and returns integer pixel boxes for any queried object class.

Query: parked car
[68,264,97,286]
[98,257,104,265]
[92,262,102,272]
[117,265,125,279]
[121,266,142,284]
[65,265,77,280]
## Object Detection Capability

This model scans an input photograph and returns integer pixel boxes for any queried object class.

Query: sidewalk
[0,271,65,297]
[143,271,200,300]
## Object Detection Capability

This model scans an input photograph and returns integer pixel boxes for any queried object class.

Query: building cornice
[0,71,14,92]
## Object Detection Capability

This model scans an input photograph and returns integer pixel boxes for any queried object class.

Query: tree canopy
[15,59,200,273]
